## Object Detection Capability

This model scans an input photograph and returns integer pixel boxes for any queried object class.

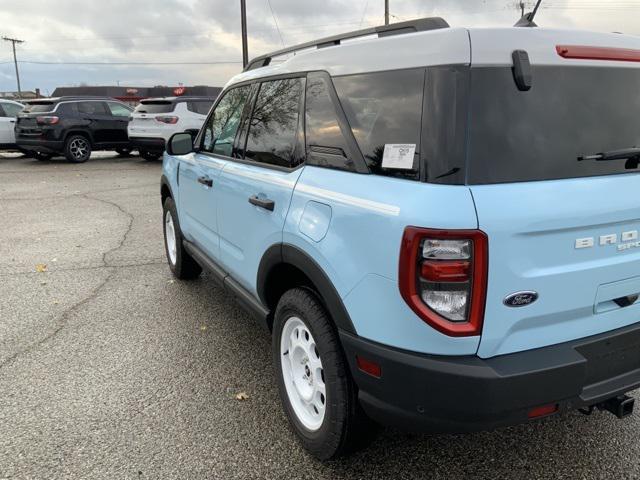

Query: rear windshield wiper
[578,147,640,162]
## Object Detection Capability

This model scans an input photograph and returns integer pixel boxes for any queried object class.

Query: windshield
[466,66,640,184]
[134,101,175,114]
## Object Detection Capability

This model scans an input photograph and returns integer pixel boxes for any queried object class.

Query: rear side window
[22,102,55,113]
[135,101,175,114]
[77,102,108,115]
[333,69,424,179]
[305,74,356,172]
[187,101,213,115]
[201,85,251,157]
[2,102,23,117]
[107,102,132,117]
[244,78,304,168]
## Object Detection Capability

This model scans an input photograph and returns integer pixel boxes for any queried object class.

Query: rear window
[135,101,175,114]
[467,66,640,184]
[187,100,213,115]
[22,102,55,113]
[333,69,424,179]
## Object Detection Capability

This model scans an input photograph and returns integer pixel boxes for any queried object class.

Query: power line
[11,60,242,66]
[266,0,285,48]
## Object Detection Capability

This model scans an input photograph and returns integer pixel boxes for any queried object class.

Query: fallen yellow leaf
[235,392,249,401]
[35,264,47,273]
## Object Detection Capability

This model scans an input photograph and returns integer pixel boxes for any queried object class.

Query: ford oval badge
[504,291,538,307]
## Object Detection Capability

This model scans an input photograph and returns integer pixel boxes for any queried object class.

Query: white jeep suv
[128,96,215,160]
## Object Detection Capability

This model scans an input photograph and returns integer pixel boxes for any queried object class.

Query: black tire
[33,151,53,161]
[140,150,161,161]
[162,197,202,280]
[115,148,132,157]
[64,134,91,163]
[273,288,375,460]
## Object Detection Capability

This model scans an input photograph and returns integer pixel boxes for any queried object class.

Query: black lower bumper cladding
[340,322,640,433]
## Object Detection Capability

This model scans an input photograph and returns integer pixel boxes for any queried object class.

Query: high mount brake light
[557,45,640,63]
[155,116,179,124]
[36,116,59,125]
[399,228,488,337]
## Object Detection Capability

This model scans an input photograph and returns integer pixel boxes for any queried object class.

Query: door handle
[197,176,213,187]
[249,195,275,211]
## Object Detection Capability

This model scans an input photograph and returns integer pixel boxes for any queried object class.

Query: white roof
[227,26,640,88]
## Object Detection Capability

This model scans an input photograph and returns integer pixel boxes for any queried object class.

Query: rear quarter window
[187,101,213,115]
[333,69,425,180]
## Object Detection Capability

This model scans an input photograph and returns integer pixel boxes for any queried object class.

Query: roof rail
[244,17,450,71]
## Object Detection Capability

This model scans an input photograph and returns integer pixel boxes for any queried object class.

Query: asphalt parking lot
[2,152,640,480]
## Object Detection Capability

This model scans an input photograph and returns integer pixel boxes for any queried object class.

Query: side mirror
[167,132,194,156]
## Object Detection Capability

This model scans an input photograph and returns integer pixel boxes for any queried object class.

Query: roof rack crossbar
[244,16,449,71]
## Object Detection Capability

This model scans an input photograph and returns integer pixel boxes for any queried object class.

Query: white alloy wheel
[280,316,326,431]
[165,210,177,265]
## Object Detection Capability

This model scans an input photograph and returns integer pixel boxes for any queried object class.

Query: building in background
[51,85,222,106]
[0,89,43,100]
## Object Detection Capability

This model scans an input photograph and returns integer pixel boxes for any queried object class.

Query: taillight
[36,116,59,125]
[155,116,179,124]
[399,227,488,337]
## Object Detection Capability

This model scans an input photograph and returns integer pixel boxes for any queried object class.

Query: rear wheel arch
[257,244,356,335]
[64,129,93,145]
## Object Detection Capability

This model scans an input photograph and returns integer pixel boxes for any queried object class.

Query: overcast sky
[1,0,639,94]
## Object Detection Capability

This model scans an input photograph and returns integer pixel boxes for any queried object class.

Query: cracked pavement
[2,152,640,479]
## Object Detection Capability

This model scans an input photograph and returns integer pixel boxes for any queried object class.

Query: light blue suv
[161,18,640,459]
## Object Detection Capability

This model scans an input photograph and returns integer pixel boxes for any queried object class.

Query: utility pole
[240,0,248,68]
[384,0,389,25]
[2,36,24,99]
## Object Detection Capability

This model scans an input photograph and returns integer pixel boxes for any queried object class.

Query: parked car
[15,97,133,162]
[0,99,24,151]
[160,17,640,459]
[128,96,215,161]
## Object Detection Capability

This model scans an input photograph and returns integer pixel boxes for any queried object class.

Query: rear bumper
[15,138,64,153]
[129,136,166,152]
[341,322,640,433]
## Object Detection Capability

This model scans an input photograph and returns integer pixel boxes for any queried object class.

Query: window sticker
[381,144,416,170]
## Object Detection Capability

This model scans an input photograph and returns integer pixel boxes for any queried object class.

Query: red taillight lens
[556,45,640,63]
[155,115,179,124]
[528,404,558,419]
[421,260,470,282]
[399,228,488,337]
[36,116,59,125]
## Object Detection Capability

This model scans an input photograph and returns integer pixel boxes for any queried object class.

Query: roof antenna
[515,0,543,27]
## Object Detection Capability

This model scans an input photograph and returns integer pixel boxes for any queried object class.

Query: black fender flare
[257,243,356,334]
[160,174,175,204]
[64,129,94,145]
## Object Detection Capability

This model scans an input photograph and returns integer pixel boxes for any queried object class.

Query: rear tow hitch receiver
[598,395,635,419]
